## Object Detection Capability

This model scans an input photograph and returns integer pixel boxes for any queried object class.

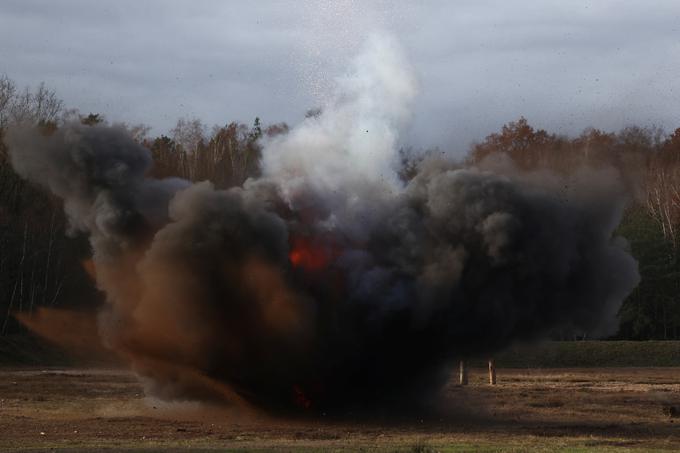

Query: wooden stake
[459,360,468,385]
[488,358,496,385]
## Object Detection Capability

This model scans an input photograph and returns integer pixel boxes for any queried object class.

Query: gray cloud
[1,0,679,153]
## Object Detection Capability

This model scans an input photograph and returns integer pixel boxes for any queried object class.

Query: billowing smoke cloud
[5,34,639,412]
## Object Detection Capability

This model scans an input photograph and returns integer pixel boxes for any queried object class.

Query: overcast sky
[1,0,679,154]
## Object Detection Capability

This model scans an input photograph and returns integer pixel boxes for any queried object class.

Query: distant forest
[1,75,680,341]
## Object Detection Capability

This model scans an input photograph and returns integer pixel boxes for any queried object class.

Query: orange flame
[289,237,330,272]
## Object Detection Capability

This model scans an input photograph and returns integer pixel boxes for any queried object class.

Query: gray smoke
[4,35,639,412]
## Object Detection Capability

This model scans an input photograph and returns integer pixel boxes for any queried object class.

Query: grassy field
[0,367,679,452]
[2,338,680,451]
[493,340,680,368]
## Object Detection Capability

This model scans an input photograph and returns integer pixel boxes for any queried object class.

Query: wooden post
[488,358,496,385]
[459,360,468,385]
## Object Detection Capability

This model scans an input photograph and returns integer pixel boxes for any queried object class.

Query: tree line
[1,75,679,340]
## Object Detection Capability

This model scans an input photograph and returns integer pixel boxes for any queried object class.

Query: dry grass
[0,367,679,452]
[494,341,680,368]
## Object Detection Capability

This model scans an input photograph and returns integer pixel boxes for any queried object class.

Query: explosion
[5,34,639,413]
[288,236,334,272]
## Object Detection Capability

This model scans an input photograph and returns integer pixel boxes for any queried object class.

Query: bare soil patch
[1,367,679,451]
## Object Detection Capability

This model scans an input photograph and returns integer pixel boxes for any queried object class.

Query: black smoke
[5,120,639,412]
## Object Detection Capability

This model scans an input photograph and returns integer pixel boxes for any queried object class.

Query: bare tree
[31,82,63,124]
[645,141,680,251]
[0,74,17,128]
[171,117,206,152]
[4,81,63,125]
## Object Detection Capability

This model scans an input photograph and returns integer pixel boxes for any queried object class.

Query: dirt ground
[0,367,679,452]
